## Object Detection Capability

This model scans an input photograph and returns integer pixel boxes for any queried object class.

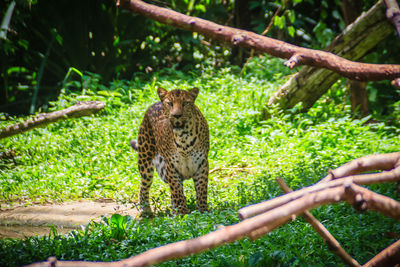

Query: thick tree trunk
[342,0,369,117]
[230,0,252,66]
[268,1,393,111]
[348,80,368,116]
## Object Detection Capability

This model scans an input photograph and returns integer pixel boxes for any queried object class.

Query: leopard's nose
[173,114,182,119]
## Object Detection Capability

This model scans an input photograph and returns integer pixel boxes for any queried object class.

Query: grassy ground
[1,57,400,266]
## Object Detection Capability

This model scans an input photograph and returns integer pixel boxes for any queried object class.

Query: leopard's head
[157,87,199,129]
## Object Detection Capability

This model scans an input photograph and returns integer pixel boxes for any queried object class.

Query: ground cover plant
[1,57,400,266]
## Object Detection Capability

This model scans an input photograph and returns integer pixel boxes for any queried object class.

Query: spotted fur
[131,87,209,215]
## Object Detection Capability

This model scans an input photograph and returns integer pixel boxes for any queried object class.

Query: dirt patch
[0,201,138,239]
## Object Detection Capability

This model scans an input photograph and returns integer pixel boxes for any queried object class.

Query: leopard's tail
[130,140,139,151]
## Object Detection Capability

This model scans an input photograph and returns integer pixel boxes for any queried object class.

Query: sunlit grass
[1,57,400,266]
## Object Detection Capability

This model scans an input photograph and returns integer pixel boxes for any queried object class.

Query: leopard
[130,87,209,216]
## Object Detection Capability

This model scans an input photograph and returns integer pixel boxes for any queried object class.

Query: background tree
[1,0,399,118]
[342,0,369,117]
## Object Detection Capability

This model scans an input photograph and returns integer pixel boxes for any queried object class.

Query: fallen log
[268,0,395,110]
[0,101,105,139]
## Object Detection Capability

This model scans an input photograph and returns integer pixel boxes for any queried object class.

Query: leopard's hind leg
[193,157,209,212]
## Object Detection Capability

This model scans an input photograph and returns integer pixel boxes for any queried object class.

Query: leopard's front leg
[193,158,209,212]
[165,164,190,215]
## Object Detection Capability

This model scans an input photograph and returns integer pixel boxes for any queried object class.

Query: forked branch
[239,153,400,219]
[275,178,360,267]
[363,239,400,267]
[116,0,400,83]
[319,152,400,183]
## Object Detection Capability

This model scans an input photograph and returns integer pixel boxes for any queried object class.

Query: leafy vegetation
[1,57,400,266]
[2,0,399,115]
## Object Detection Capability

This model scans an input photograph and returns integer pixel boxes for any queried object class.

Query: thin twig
[318,152,400,183]
[209,166,254,174]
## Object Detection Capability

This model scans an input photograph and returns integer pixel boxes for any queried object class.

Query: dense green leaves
[2,0,399,115]
[1,59,400,266]
[0,0,233,113]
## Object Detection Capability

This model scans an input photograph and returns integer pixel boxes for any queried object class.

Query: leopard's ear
[157,87,168,101]
[189,87,199,100]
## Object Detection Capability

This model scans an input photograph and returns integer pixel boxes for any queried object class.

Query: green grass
[1,57,400,266]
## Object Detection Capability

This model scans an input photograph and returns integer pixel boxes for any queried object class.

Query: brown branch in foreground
[27,180,400,267]
[25,153,400,267]
[239,153,400,219]
[0,101,106,139]
[275,178,360,267]
[319,152,400,183]
[245,180,400,235]
[116,0,400,82]
[384,0,400,39]
[363,239,400,267]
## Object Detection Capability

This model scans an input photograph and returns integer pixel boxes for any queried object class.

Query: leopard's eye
[165,101,173,107]
[182,101,189,106]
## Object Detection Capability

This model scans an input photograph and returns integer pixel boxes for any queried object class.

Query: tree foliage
[0,0,399,115]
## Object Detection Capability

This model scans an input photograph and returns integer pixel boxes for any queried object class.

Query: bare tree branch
[363,239,400,267]
[267,1,395,111]
[275,178,360,267]
[116,0,400,82]
[27,180,400,267]
[25,153,400,267]
[319,152,400,183]
[243,181,400,254]
[239,153,400,219]
[0,101,105,139]
[239,168,400,219]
